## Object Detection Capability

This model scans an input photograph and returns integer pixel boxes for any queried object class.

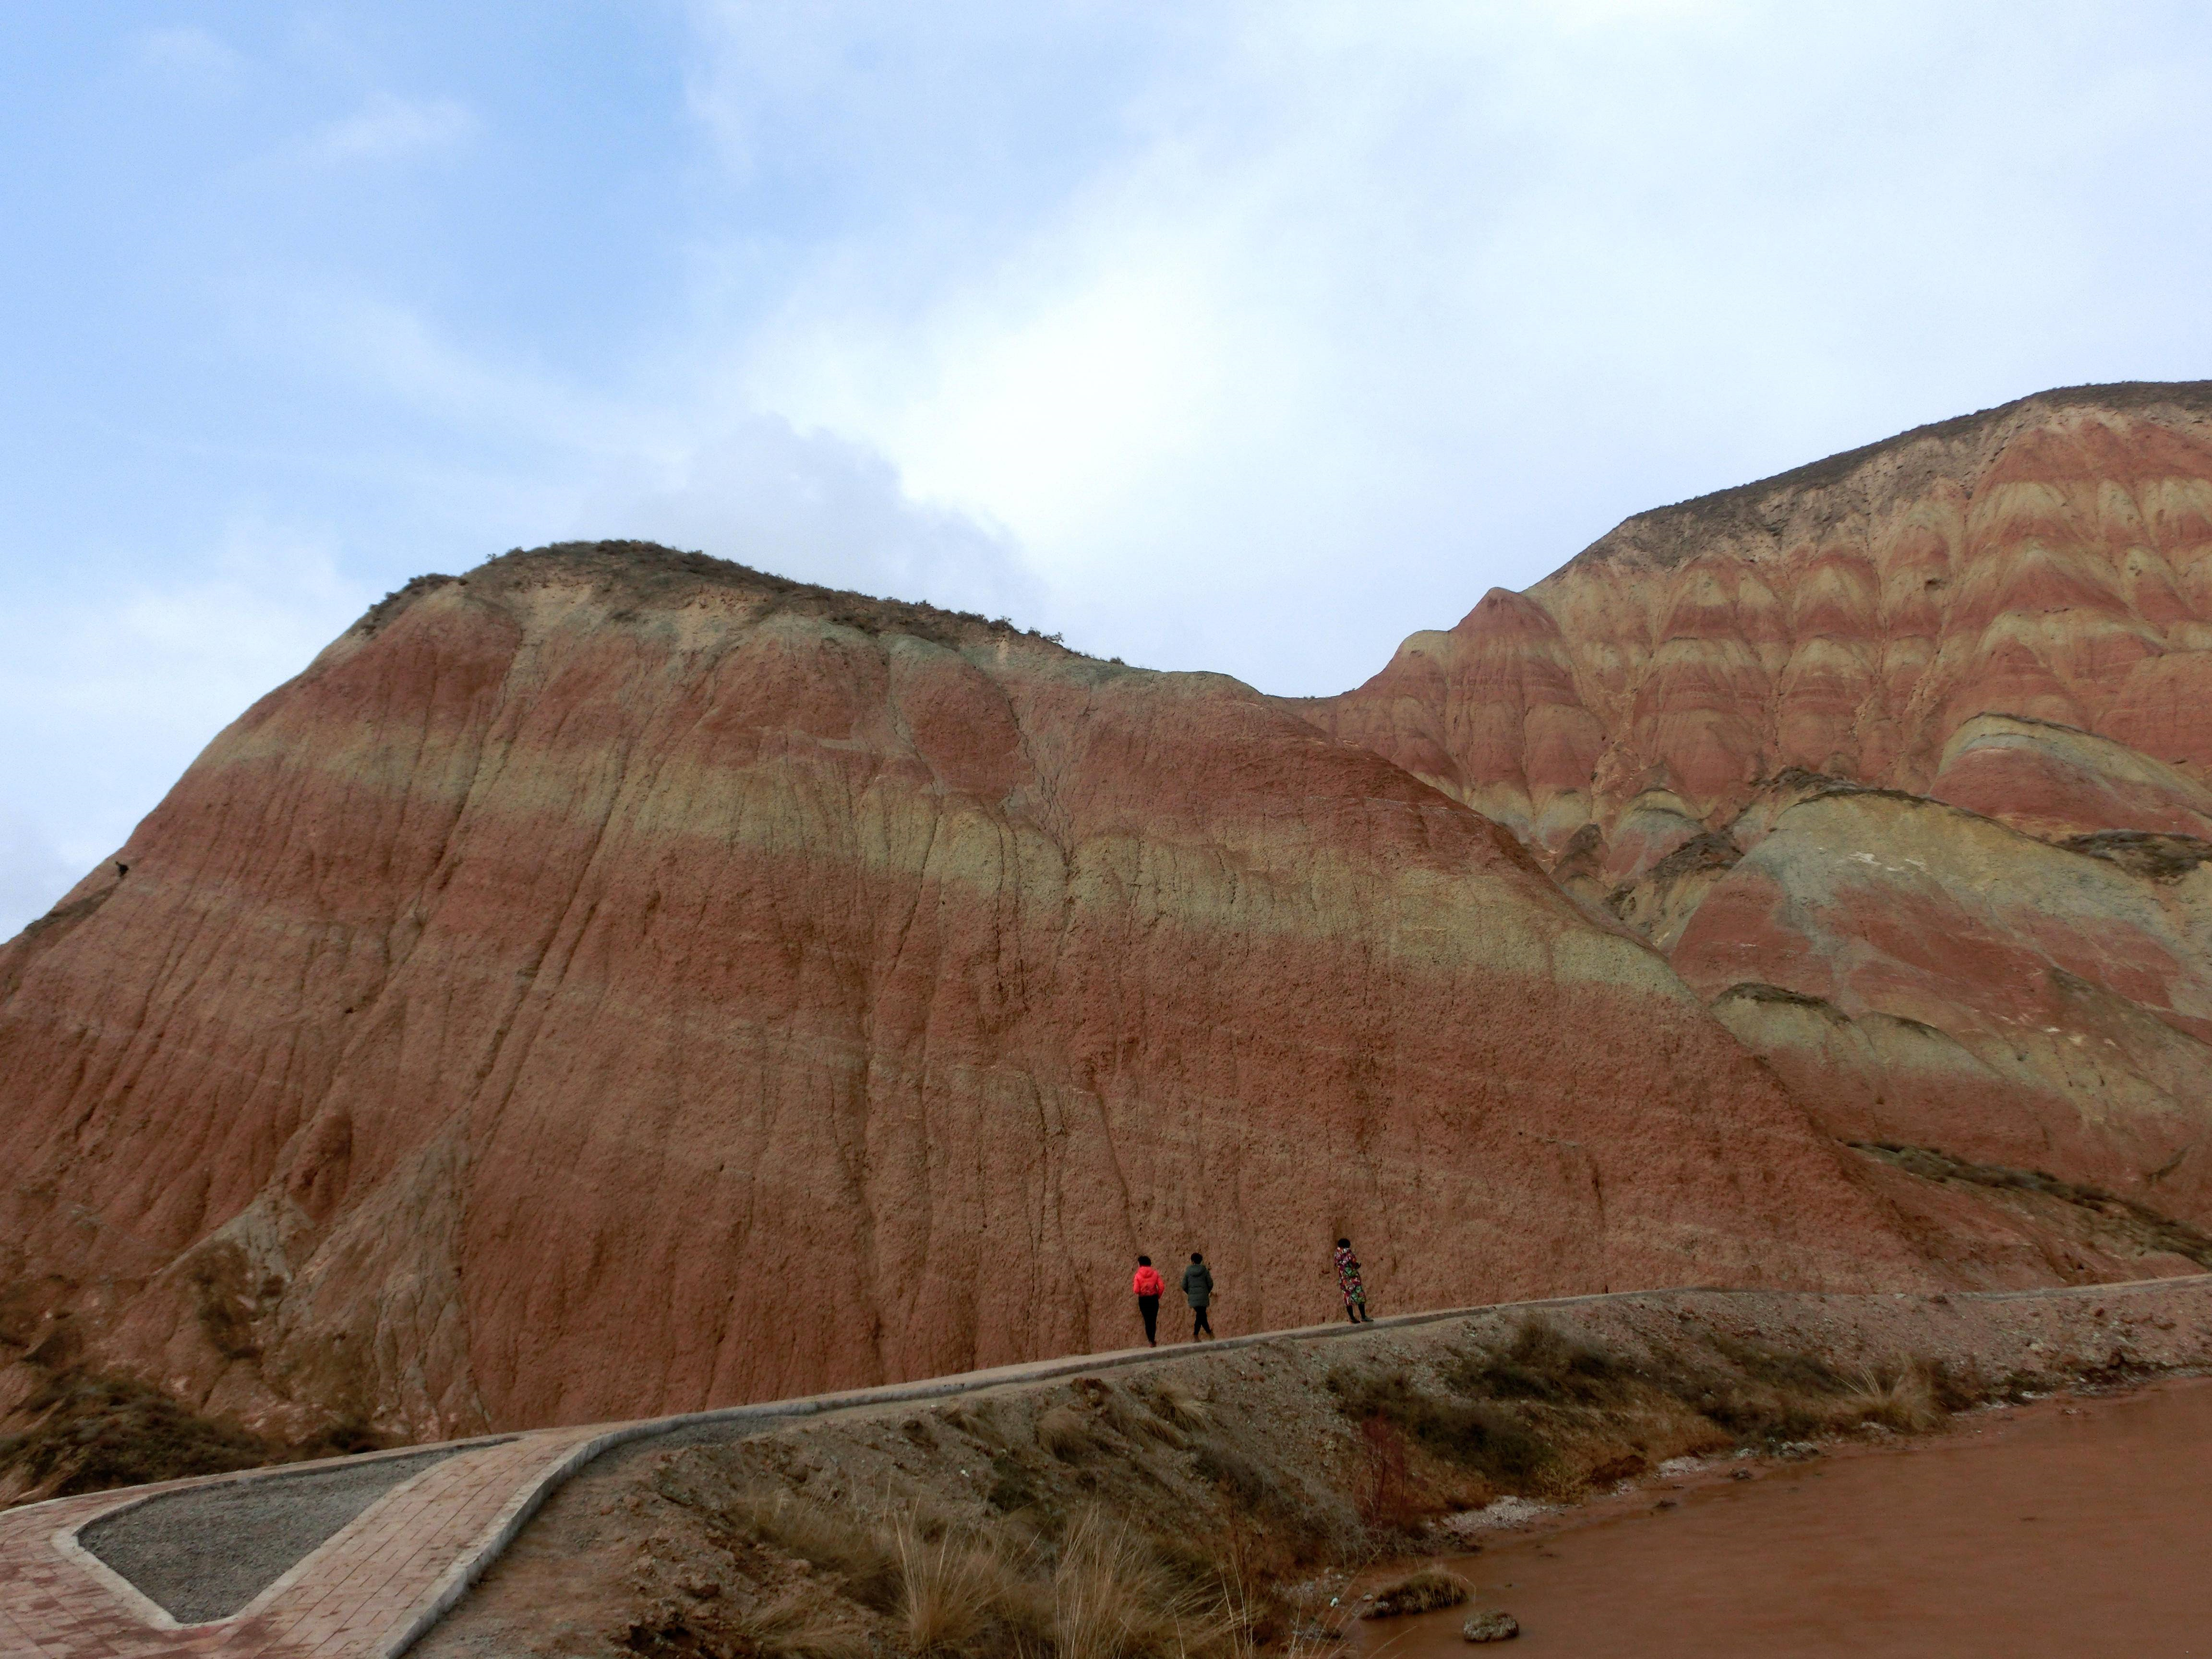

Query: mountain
[0,544,1934,1451]
[1308,383,2212,1225]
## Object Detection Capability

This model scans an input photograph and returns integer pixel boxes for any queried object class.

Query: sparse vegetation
[0,1363,386,1503]
[681,1485,1250,1659]
[986,1451,1038,1514]
[1361,1566,1469,1619]
[2062,829,2212,883]
[425,1284,2205,1659]
[0,1369,269,1497]
[1450,1317,1637,1407]
[1837,1362,1944,1434]
[890,1512,1031,1653]
[1036,1405,1097,1461]
[727,1590,874,1659]
[1327,1362,1560,1494]
[1146,1379,1211,1432]
[1320,1313,1999,1508]
[1086,1381,1154,1445]
[1051,1510,1238,1659]
[475,542,1089,660]
[624,1313,2007,1659]
[721,1486,902,1604]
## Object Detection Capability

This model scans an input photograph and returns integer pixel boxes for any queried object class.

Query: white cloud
[7,0,2212,934]
[580,414,1041,624]
[240,289,606,447]
[303,92,476,166]
[0,525,376,934]
[131,24,244,86]
[216,272,1044,623]
[685,1,2212,689]
[0,807,79,943]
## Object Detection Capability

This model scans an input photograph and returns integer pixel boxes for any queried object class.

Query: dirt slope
[0,543,1936,1448]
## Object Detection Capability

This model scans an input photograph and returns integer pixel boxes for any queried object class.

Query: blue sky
[5,0,2212,933]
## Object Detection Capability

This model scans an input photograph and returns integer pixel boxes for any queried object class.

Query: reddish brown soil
[1352,1375,2212,1657]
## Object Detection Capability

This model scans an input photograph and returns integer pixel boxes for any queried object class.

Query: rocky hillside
[0,544,1939,1451]
[1308,384,2212,1227]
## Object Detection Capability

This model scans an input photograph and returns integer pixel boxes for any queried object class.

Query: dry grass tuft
[1094,1386,1153,1445]
[890,1513,1023,1653]
[1326,1365,1560,1495]
[1837,1361,1943,1433]
[1130,1409,1186,1448]
[939,1403,994,1443]
[1361,1566,1470,1618]
[1036,1405,1097,1461]
[1051,1510,1234,1659]
[731,1589,875,1659]
[727,1486,899,1601]
[1147,1381,1212,1433]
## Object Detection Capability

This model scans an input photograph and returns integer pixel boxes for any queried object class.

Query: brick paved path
[6,1275,2209,1659]
[0,1427,606,1659]
[0,1316,1354,1659]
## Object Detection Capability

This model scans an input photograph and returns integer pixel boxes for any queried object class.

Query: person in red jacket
[1131,1255,1164,1346]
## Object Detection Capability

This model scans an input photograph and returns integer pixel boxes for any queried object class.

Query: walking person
[1334,1238,1372,1323]
[1183,1251,1214,1340]
[1132,1255,1164,1346]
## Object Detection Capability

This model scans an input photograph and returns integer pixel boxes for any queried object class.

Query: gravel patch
[79,1446,465,1623]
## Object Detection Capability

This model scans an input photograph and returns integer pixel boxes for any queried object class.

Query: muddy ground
[1347,1374,2212,1655]
[417,1277,2212,1658]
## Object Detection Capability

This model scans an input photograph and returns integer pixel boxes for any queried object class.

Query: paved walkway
[0,1428,605,1659]
[4,1275,2208,1659]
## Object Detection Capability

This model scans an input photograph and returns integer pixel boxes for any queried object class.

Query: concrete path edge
[381,1272,2212,1654]
[7,1273,2205,1657]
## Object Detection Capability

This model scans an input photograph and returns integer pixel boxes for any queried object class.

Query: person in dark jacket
[1183,1252,1214,1340]
[1131,1255,1164,1346]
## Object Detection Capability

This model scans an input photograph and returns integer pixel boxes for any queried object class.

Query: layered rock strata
[1310,384,2212,1225]
[0,545,1932,1443]
[1310,383,2212,865]
[1682,787,2212,1216]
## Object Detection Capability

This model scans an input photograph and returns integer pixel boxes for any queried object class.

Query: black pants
[1191,1304,1213,1338]
[1138,1294,1160,1343]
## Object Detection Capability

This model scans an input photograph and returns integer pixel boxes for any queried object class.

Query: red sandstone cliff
[0,545,1937,1447]
[1310,383,2212,1227]
[1311,383,2212,864]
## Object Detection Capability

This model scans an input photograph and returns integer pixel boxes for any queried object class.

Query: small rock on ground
[1463,1610,1520,1642]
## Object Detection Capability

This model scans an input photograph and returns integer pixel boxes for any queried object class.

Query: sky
[4,1,2212,935]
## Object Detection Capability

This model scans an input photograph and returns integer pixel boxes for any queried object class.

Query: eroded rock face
[1310,383,2212,866]
[1679,790,2212,1216]
[0,545,1930,1442]
[1929,713,2212,840]
[1310,384,2212,1224]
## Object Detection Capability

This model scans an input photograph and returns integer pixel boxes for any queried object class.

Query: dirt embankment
[0,1360,387,1507]
[418,1279,2212,1659]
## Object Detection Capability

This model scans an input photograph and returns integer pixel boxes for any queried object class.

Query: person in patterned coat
[1334,1238,1371,1323]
